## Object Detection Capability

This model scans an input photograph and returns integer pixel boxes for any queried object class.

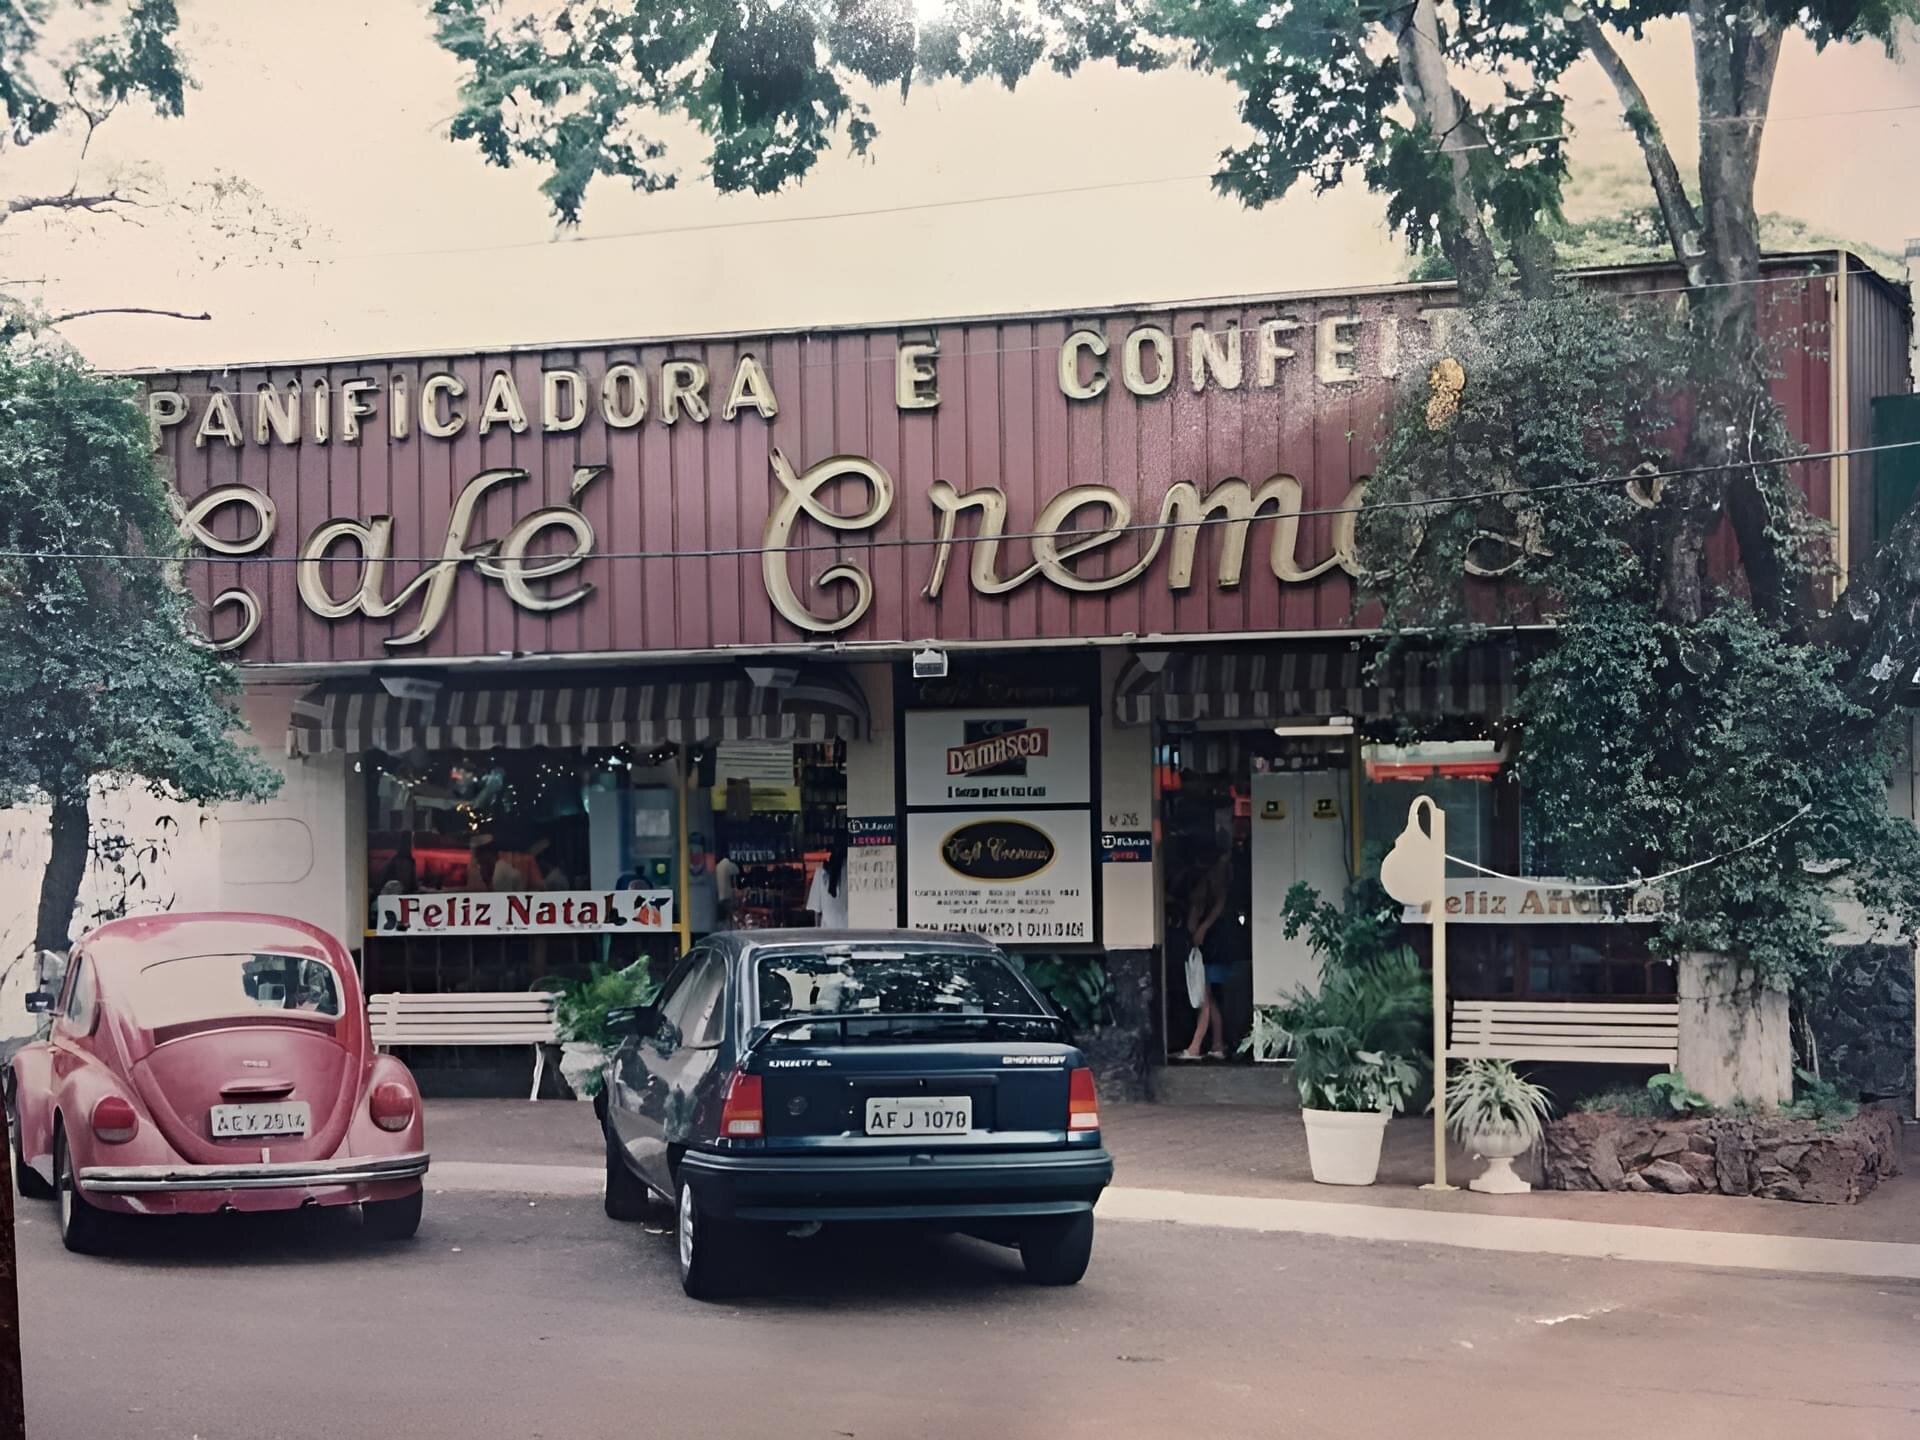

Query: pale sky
[10,2,1918,370]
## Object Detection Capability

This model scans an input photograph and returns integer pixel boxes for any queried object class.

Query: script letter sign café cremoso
[145,296,1556,662]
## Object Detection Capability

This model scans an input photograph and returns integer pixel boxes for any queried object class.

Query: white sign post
[1379,795,1454,1192]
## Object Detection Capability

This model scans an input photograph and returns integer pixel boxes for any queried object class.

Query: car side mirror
[23,992,52,1014]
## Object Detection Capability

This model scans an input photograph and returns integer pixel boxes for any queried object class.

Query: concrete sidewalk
[421,1098,1920,1279]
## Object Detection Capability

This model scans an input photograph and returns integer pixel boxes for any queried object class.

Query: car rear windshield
[755,949,1038,1030]
[130,953,344,1030]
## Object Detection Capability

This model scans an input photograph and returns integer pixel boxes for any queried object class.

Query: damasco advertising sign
[904,708,1091,808]
[147,289,1491,663]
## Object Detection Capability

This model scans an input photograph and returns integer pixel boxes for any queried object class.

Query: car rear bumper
[79,1151,430,1195]
[679,1145,1113,1223]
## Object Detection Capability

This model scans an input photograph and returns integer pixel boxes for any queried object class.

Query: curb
[428,1159,1920,1282]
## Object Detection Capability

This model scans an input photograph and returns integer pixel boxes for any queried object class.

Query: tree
[1354,292,1920,987]
[0,343,280,956]
[0,1,308,332]
[429,4,1920,915]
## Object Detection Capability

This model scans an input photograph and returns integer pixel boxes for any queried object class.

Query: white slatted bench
[369,992,561,1101]
[1447,1000,1680,1067]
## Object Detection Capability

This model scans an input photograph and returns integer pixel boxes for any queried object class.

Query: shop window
[710,739,846,931]
[361,737,849,996]
[1361,740,1500,875]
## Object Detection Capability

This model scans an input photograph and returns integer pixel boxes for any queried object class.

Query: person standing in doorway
[1177,838,1233,1060]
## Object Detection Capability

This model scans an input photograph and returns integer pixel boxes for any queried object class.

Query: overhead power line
[240,102,1920,271]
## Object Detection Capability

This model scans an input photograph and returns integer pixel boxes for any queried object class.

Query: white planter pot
[558,1041,606,1102]
[1301,1107,1390,1186]
[1466,1127,1534,1194]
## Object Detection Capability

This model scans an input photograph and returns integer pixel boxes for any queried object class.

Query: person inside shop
[468,836,528,892]
[1176,836,1234,1061]
[373,839,418,898]
[805,830,849,930]
[713,845,741,928]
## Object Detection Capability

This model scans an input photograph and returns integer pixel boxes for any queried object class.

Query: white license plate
[210,1102,310,1138]
[864,1096,972,1136]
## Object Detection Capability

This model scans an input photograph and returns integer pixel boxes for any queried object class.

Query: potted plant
[1445,1058,1553,1193]
[1277,947,1429,1183]
[1270,877,1431,1185]
[554,959,657,1103]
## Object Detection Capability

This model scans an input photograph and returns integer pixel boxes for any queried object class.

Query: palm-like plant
[1445,1059,1553,1145]
[1276,945,1431,1113]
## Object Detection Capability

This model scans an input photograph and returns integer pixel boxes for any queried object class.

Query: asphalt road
[16,1188,1920,1440]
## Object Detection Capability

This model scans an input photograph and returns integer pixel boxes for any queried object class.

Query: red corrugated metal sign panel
[150,266,1845,666]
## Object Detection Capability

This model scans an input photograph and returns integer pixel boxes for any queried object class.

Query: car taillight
[369,1081,416,1133]
[91,1095,138,1145]
[1068,1067,1099,1132]
[720,1070,763,1138]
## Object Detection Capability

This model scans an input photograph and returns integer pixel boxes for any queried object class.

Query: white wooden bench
[369,992,562,1101]
[1447,1000,1679,1066]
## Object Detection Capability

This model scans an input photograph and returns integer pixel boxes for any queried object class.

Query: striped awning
[1113,644,1518,725]
[286,668,868,758]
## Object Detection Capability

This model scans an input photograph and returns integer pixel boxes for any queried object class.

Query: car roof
[78,912,344,979]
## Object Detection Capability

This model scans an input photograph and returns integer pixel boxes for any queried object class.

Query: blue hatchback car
[600,929,1114,1298]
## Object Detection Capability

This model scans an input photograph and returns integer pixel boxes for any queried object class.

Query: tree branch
[1392,0,1497,302]
[1735,24,1783,171]
[2,191,136,223]
[44,306,211,326]
[1583,17,1706,285]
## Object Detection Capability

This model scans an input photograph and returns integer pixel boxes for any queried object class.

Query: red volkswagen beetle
[6,912,428,1253]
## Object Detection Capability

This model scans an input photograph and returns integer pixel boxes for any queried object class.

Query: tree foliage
[1357,294,1920,985]
[0,344,280,945]
[0,0,186,147]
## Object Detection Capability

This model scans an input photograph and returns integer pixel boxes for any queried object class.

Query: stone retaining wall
[1543,1107,1903,1204]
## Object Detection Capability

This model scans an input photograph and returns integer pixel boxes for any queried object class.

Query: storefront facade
[143,254,1911,1091]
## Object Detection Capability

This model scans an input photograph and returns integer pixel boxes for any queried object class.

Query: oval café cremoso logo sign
[940,819,1056,882]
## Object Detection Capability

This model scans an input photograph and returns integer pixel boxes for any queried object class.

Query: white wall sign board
[904,708,1091,808]
[904,809,1094,943]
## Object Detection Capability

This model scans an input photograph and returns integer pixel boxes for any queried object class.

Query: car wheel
[55,1126,115,1256]
[361,1188,424,1241]
[603,1127,650,1222]
[10,1104,51,1201]
[1019,1211,1094,1286]
[675,1177,755,1301]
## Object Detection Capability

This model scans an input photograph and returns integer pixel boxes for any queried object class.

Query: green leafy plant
[1012,954,1114,1033]
[1646,1071,1711,1116]
[1781,1069,1858,1126]
[1575,1087,1659,1118]
[554,960,659,1054]
[1264,872,1430,1104]
[1238,1005,1294,1061]
[1445,1059,1552,1147]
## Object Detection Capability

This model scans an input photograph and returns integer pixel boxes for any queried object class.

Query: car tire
[1019,1211,1094,1286]
[54,1126,115,1256]
[11,1105,51,1200]
[675,1177,755,1301]
[361,1188,424,1241]
[603,1127,650,1222]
